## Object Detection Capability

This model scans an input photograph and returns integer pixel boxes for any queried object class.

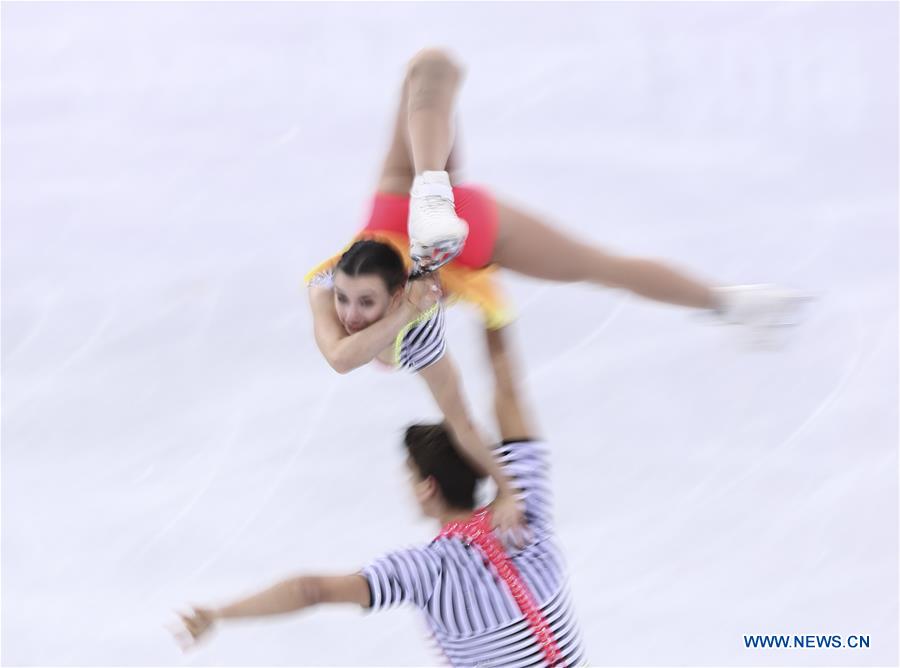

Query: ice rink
[2,2,897,665]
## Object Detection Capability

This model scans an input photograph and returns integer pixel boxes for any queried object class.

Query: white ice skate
[408,170,468,272]
[712,284,813,349]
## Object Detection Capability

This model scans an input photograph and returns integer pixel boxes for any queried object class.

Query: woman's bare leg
[491,201,718,310]
[406,48,462,174]
[376,50,463,195]
[375,79,417,195]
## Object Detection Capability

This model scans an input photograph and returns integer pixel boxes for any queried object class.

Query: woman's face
[333,271,396,334]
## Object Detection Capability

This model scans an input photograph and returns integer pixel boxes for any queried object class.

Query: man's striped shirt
[362,440,587,666]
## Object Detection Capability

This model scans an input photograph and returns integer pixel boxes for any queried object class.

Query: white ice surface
[1,2,897,666]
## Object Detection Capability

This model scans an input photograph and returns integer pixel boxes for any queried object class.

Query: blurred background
[2,2,897,665]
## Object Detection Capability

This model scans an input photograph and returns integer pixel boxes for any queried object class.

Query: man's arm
[418,352,524,532]
[173,574,370,650]
[484,326,538,442]
[484,326,556,539]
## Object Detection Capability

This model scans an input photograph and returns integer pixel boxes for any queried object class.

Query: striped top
[362,440,587,667]
[308,269,446,373]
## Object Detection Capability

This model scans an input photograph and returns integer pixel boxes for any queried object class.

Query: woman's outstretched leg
[373,48,467,270]
[491,200,718,309]
[375,53,463,195]
[405,48,463,175]
[375,79,417,195]
[401,48,469,271]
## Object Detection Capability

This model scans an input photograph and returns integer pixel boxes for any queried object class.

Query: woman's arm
[173,574,370,650]
[418,353,524,532]
[308,276,439,374]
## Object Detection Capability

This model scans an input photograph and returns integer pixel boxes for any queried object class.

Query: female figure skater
[306,48,806,533]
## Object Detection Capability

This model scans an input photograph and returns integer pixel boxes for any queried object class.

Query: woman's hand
[404,273,442,313]
[490,490,528,547]
[172,606,217,651]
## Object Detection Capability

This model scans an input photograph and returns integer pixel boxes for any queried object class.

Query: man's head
[404,423,479,518]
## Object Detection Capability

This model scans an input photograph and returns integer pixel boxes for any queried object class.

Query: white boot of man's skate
[408,170,468,272]
[712,284,813,349]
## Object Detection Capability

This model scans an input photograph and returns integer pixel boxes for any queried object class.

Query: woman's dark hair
[335,239,406,293]
[404,423,479,510]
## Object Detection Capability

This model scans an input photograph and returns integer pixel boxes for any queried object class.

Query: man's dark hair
[404,423,479,510]
[336,239,407,293]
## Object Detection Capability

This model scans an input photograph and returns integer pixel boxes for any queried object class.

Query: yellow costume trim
[393,302,441,367]
[304,231,516,332]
